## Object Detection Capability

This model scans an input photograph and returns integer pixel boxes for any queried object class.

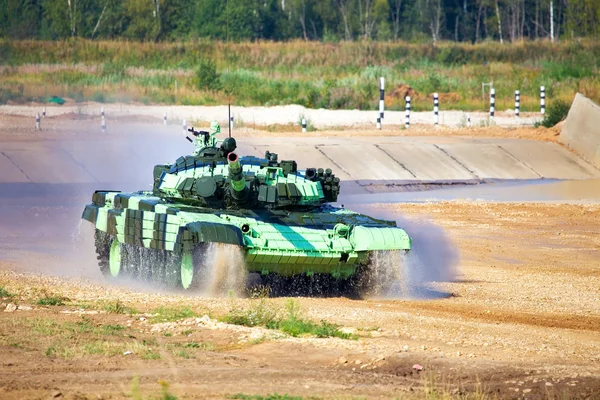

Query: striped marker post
[182,119,187,136]
[163,112,167,125]
[101,116,106,134]
[376,117,381,130]
[467,114,472,127]
[515,90,520,118]
[42,107,46,118]
[433,92,439,125]
[229,116,234,130]
[489,88,496,120]
[35,113,41,131]
[379,77,385,120]
[101,106,104,118]
[301,118,307,133]
[540,86,546,114]
[404,96,411,129]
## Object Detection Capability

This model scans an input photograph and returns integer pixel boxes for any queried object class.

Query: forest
[1,0,598,43]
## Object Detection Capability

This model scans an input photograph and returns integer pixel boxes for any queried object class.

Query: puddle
[340,179,600,204]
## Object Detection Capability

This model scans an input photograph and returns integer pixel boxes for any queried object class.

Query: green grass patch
[141,351,161,360]
[540,100,571,128]
[229,395,311,400]
[172,349,193,359]
[102,324,125,335]
[130,377,178,400]
[150,307,198,323]
[222,299,357,340]
[0,286,14,298]
[182,341,215,351]
[101,299,138,315]
[37,295,68,306]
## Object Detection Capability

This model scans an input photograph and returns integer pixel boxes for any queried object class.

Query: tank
[82,122,412,297]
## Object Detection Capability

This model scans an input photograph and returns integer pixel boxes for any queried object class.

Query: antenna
[227,0,231,138]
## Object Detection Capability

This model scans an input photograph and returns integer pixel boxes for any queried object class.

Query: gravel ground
[0,202,599,399]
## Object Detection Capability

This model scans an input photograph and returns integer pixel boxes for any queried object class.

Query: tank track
[95,229,403,297]
[253,250,405,299]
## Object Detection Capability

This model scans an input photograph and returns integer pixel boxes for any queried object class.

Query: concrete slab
[560,93,600,167]
[500,141,600,179]
[317,144,415,183]
[438,143,541,180]
[0,152,30,183]
[61,141,143,184]
[3,148,95,183]
[1,135,598,189]
[382,143,476,181]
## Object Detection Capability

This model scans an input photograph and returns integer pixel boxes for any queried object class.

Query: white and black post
[515,90,520,118]
[42,107,46,118]
[433,92,439,125]
[376,116,381,130]
[101,116,106,134]
[540,86,546,114]
[101,106,104,118]
[35,113,41,131]
[182,119,187,135]
[163,112,167,125]
[489,88,496,120]
[467,113,472,127]
[301,118,307,133]
[229,116,234,130]
[404,96,411,129]
[379,77,385,120]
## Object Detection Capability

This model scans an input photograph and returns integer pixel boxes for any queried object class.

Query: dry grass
[1,39,598,110]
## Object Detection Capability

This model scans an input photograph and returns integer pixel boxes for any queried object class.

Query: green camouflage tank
[82,122,411,296]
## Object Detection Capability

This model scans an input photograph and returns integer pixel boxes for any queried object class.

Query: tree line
[0,0,597,43]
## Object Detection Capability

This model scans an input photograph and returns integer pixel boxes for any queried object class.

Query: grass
[0,286,14,298]
[222,299,357,340]
[150,306,198,323]
[540,99,571,128]
[0,315,161,359]
[101,299,138,315]
[130,377,178,400]
[230,395,309,400]
[36,295,68,306]
[1,39,598,111]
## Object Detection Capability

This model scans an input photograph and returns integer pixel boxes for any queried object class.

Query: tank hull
[82,190,411,283]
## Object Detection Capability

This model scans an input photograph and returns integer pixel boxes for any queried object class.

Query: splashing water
[351,204,459,300]
[71,220,84,251]
[202,243,247,297]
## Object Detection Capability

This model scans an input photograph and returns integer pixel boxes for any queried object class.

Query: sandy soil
[0,202,599,400]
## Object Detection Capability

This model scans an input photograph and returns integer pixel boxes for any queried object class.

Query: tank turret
[152,123,339,210]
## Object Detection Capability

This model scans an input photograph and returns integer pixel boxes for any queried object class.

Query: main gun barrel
[227,153,248,200]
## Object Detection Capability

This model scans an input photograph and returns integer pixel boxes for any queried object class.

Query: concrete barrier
[560,93,600,168]
[2,134,598,191]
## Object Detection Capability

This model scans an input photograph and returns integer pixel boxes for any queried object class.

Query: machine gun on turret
[186,127,211,146]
